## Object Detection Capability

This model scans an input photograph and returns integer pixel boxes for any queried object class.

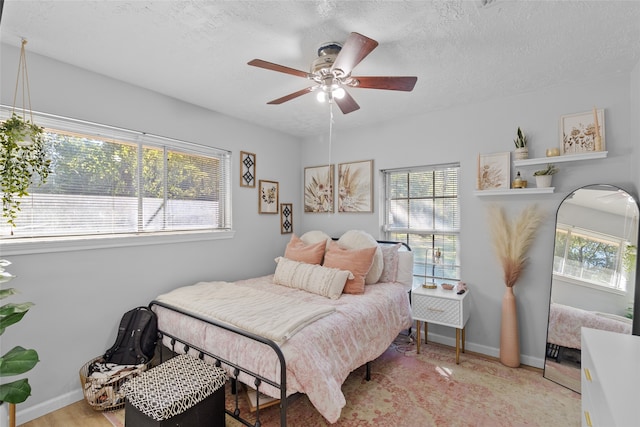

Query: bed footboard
[148,300,288,427]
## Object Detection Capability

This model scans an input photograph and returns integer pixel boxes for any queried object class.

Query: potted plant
[0,259,39,407]
[533,163,558,188]
[513,127,528,160]
[0,113,51,229]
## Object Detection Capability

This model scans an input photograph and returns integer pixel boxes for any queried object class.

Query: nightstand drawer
[412,295,460,325]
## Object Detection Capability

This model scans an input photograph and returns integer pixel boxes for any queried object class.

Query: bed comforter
[547,302,632,350]
[152,274,412,423]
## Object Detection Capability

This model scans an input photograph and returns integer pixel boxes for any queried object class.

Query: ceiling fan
[248,32,418,114]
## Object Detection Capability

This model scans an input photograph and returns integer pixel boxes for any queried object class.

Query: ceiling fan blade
[351,76,418,92]
[331,32,379,76]
[248,59,309,79]
[334,90,360,114]
[267,87,316,105]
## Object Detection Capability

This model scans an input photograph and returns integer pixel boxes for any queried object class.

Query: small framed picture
[258,180,278,214]
[338,160,373,212]
[477,152,510,190]
[240,151,256,187]
[280,203,293,234]
[560,109,605,154]
[304,164,334,213]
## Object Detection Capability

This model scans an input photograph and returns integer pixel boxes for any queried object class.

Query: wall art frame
[477,152,510,190]
[240,151,256,188]
[280,203,293,234]
[304,164,334,213]
[560,109,605,154]
[258,179,279,214]
[337,159,373,213]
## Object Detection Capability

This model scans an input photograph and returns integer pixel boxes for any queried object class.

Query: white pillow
[273,257,353,299]
[300,230,331,249]
[338,230,383,284]
[396,251,414,291]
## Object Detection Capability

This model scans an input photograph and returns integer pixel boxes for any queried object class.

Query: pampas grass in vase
[488,204,544,367]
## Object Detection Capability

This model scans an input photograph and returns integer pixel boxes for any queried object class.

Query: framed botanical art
[477,152,510,190]
[258,180,278,214]
[280,203,293,234]
[240,151,256,187]
[337,160,373,212]
[560,109,605,154]
[304,164,334,213]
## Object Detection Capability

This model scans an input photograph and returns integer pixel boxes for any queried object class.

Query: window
[553,224,634,292]
[382,164,460,286]
[0,108,231,240]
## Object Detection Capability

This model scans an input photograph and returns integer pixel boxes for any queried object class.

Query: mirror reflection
[544,184,638,392]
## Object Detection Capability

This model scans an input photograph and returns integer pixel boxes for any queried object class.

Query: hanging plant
[0,113,51,228]
[0,259,39,404]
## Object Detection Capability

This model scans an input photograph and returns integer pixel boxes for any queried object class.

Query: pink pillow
[284,234,326,264]
[323,241,377,294]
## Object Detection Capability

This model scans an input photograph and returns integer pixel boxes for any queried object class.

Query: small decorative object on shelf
[513,127,528,160]
[545,147,560,157]
[512,171,527,188]
[533,164,558,188]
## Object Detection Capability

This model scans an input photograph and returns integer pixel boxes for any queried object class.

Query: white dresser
[581,327,640,427]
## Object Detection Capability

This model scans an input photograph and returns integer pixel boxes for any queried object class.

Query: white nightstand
[411,284,470,364]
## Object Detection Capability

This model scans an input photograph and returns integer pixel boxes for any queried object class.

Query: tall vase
[500,286,520,367]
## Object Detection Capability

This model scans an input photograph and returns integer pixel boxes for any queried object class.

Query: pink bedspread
[547,302,632,350]
[152,275,412,423]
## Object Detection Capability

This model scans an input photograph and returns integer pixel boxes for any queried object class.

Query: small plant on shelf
[513,127,527,148]
[533,164,558,176]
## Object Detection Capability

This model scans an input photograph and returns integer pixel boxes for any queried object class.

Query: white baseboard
[15,389,84,426]
[424,332,545,369]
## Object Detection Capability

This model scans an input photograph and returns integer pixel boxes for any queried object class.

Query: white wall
[0,44,301,424]
[3,40,639,423]
[632,59,640,191]
[300,71,638,367]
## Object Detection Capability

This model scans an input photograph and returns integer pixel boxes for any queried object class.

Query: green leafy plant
[0,259,39,404]
[513,127,527,148]
[533,164,558,176]
[0,113,51,228]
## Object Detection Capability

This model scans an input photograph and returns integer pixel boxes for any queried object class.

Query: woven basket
[79,356,149,411]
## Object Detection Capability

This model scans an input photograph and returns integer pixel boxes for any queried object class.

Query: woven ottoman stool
[122,354,227,426]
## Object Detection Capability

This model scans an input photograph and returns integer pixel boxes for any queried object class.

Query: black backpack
[104,306,158,365]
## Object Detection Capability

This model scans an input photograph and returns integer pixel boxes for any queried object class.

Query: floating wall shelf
[513,151,608,167]
[474,187,555,197]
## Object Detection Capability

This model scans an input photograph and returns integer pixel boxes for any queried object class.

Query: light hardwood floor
[19,401,111,427]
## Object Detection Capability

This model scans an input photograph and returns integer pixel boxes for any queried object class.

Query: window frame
[553,222,630,294]
[0,106,234,255]
[381,163,461,286]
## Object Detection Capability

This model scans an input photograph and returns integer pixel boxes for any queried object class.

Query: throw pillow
[323,241,377,294]
[337,230,383,284]
[284,234,326,264]
[273,257,352,299]
[378,243,402,283]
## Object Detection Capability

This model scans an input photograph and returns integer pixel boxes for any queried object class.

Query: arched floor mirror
[543,184,639,392]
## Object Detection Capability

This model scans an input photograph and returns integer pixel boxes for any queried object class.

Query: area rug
[104,335,580,427]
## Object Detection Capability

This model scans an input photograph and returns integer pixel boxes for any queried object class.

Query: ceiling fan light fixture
[333,87,346,99]
[316,91,328,103]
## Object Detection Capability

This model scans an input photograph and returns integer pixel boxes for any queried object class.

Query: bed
[149,231,413,426]
[547,302,632,353]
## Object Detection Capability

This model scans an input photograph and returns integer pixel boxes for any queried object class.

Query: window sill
[0,230,235,255]
[552,273,627,296]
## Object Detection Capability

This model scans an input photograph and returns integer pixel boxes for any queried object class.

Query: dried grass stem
[489,205,544,287]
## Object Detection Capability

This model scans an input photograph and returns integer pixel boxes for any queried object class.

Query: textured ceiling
[2,1,640,138]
